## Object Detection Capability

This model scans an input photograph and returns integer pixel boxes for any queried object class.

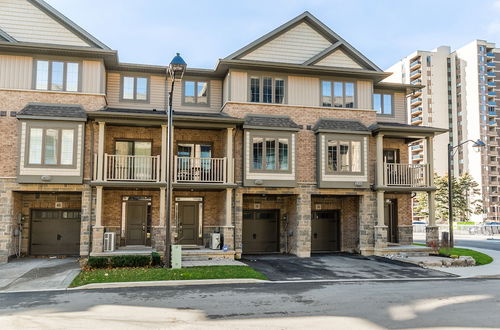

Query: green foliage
[151,252,162,267]
[87,257,109,269]
[110,255,151,268]
[70,266,268,287]
[413,173,483,222]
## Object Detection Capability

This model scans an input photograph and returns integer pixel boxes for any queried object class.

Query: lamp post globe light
[165,53,186,267]
[447,139,485,248]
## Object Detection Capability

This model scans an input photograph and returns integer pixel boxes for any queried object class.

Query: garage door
[30,209,81,256]
[243,210,279,254]
[311,210,340,252]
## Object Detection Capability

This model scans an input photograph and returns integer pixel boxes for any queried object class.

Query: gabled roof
[224,11,381,72]
[0,28,16,42]
[17,103,86,121]
[28,0,110,49]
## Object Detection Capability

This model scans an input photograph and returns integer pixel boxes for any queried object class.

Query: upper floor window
[326,138,362,174]
[183,81,208,105]
[27,127,76,166]
[373,92,393,115]
[35,60,79,92]
[321,81,355,108]
[249,76,285,104]
[122,76,149,101]
[252,136,289,171]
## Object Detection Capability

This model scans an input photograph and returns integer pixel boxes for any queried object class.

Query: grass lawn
[70,266,267,287]
[413,243,493,265]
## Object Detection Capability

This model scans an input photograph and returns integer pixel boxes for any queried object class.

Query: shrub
[110,255,151,268]
[87,257,109,269]
[151,252,162,267]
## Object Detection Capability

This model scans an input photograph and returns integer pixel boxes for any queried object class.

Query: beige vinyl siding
[172,78,223,112]
[223,73,229,104]
[107,72,166,110]
[315,49,363,69]
[0,0,90,47]
[288,76,320,107]
[356,80,373,110]
[0,54,32,89]
[375,91,407,123]
[241,22,331,64]
[82,60,104,94]
[229,71,247,102]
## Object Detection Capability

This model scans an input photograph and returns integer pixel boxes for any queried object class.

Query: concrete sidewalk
[0,258,80,292]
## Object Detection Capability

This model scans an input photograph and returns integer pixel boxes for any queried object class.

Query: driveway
[0,258,80,292]
[242,253,455,281]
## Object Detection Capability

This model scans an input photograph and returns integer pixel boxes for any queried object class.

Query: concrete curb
[70,278,269,290]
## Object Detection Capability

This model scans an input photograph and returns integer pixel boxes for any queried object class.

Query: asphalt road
[1,279,500,329]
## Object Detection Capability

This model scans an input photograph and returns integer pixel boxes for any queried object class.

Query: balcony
[411,107,423,115]
[410,79,422,85]
[489,111,497,116]
[487,62,496,67]
[411,116,423,124]
[410,70,422,78]
[488,82,496,87]
[410,97,423,105]
[411,144,423,151]
[489,121,497,126]
[488,91,497,96]
[488,101,497,106]
[174,156,228,183]
[384,163,430,188]
[102,154,161,182]
[412,153,424,160]
[487,72,496,77]
[410,60,421,69]
[487,52,495,58]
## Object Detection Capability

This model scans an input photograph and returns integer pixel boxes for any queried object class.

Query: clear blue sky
[47,0,500,70]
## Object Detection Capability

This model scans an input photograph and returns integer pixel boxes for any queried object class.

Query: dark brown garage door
[311,210,340,252]
[30,209,81,256]
[243,209,279,254]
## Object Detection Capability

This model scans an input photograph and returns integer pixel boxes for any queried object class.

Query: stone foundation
[92,227,104,253]
[374,225,388,249]
[398,225,413,245]
[152,226,166,253]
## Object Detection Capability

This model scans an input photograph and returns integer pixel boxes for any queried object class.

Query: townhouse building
[0,0,445,264]
[387,41,499,222]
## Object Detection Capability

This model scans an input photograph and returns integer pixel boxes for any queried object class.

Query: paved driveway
[0,258,80,292]
[242,253,455,281]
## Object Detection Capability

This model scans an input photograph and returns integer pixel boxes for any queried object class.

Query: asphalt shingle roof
[17,104,86,119]
[244,115,301,129]
[313,119,369,132]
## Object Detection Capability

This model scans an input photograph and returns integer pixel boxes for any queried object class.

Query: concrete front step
[376,245,433,258]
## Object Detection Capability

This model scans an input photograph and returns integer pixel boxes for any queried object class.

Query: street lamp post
[165,53,187,267]
[448,139,485,248]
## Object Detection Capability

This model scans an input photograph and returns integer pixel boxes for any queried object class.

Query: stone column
[0,180,14,264]
[92,186,104,253]
[223,188,235,251]
[375,190,388,249]
[234,191,243,259]
[152,187,167,255]
[376,133,384,187]
[358,193,376,255]
[292,193,311,258]
[96,121,106,182]
[80,186,92,256]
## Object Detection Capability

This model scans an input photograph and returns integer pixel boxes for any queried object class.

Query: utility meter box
[171,244,182,269]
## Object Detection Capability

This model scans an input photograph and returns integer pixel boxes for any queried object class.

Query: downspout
[88,120,95,258]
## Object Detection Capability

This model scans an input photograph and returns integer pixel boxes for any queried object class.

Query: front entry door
[311,210,341,252]
[126,201,148,245]
[384,199,398,243]
[178,201,201,245]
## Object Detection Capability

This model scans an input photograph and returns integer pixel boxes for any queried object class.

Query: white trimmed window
[122,76,149,101]
[35,60,79,92]
[27,127,76,166]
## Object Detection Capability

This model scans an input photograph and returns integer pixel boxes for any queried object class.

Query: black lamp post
[165,53,186,266]
[448,139,485,247]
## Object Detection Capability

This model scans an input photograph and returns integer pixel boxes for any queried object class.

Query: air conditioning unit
[103,232,115,252]
[209,233,221,250]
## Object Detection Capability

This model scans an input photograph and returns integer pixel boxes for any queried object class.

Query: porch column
[375,190,388,250]
[376,134,384,187]
[92,186,104,253]
[97,121,106,181]
[226,127,234,183]
[159,187,166,226]
[160,124,167,183]
[225,188,233,226]
[425,136,439,245]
